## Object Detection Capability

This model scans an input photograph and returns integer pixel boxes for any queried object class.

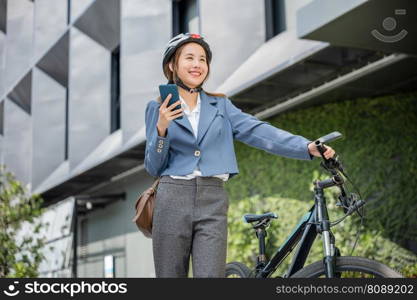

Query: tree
[0,164,47,277]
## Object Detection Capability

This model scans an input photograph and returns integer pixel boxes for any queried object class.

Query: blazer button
[157,149,162,153]
[194,150,201,157]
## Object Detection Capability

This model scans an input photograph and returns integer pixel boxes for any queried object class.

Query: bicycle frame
[254,178,339,278]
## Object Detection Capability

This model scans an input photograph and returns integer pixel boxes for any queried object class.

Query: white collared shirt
[169,93,229,182]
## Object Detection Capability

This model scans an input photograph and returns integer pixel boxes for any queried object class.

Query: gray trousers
[152,175,229,278]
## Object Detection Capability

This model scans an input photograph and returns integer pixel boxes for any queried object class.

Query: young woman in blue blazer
[145,33,335,278]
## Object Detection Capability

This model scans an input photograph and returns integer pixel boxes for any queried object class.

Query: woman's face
[170,42,208,88]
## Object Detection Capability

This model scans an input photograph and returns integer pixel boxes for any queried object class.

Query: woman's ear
[169,62,173,72]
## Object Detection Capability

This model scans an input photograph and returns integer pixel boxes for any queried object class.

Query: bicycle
[226,131,403,278]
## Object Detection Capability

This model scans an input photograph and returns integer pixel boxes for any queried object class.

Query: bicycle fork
[314,179,338,278]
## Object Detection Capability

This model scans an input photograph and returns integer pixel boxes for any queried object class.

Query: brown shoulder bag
[134,98,163,237]
[132,177,161,238]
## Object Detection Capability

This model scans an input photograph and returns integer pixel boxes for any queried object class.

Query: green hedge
[225,91,417,277]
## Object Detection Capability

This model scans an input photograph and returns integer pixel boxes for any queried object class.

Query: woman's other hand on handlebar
[308,142,336,160]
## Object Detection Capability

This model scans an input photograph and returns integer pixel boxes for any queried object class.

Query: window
[80,218,88,261]
[110,45,121,133]
[0,100,4,136]
[67,0,71,25]
[65,88,69,160]
[172,0,199,36]
[0,0,6,34]
[265,0,286,41]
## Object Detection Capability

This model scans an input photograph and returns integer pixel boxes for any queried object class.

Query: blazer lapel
[172,89,218,144]
[196,90,218,145]
[173,103,194,137]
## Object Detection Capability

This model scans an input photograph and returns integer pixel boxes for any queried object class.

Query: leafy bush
[225,92,417,277]
[0,165,47,278]
[226,171,417,277]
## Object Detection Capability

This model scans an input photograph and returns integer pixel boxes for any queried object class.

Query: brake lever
[336,193,350,214]
[320,154,345,175]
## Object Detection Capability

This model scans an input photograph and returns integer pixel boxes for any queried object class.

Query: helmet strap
[169,74,202,94]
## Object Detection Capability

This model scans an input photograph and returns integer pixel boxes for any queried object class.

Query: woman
[144,33,335,278]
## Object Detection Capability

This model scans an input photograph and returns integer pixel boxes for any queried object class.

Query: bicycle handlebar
[316,131,343,145]
[313,132,365,221]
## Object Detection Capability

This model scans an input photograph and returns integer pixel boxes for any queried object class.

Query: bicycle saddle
[243,212,278,223]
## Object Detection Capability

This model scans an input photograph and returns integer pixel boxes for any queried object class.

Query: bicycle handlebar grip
[314,140,328,159]
[314,131,342,160]
[317,131,342,144]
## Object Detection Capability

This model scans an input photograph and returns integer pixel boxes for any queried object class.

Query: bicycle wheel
[290,256,403,278]
[225,262,252,278]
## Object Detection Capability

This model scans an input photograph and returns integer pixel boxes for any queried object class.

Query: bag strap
[151,176,161,189]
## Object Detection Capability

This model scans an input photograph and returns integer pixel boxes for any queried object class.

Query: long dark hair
[157,42,227,103]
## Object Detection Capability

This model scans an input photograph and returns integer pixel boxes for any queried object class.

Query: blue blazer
[144,90,314,179]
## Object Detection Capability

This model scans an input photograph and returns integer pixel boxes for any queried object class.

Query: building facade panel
[121,0,171,142]
[32,68,66,189]
[4,0,34,91]
[70,0,96,24]
[3,98,32,185]
[33,0,68,62]
[68,27,111,168]
[199,0,265,92]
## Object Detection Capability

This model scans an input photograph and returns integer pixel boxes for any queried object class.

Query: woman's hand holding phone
[156,94,184,137]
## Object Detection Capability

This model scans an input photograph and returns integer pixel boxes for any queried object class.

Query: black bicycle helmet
[162,33,212,93]
[162,32,212,70]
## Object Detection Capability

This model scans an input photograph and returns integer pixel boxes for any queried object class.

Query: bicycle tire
[290,256,403,278]
[225,262,252,278]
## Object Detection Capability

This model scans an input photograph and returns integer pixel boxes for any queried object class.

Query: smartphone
[158,84,182,120]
